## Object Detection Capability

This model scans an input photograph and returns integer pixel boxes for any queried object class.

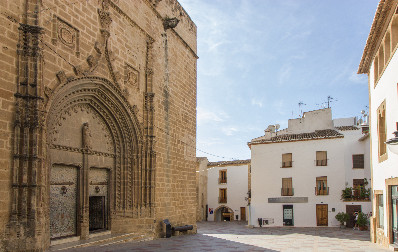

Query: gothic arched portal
[45,77,152,239]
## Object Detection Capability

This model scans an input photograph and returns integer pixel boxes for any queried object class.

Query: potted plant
[341,187,353,201]
[356,212,368,231]
[359,186,366,200]
[365,188,371,201]
[335,212,349,228]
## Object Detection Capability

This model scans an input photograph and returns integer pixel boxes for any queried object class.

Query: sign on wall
[209,208,213,214]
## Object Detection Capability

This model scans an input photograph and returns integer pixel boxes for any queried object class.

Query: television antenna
[326,96,337,108]
[298,101,306,117]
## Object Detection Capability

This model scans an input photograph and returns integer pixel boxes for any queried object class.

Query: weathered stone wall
[196,157,208,222]
[0,0,197,250]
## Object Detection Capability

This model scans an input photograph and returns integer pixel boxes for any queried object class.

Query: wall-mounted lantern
[386,122,398,155]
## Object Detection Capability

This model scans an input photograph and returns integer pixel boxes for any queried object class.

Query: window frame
[316,151,328,166]
[219,188,227,203]
[352,154,365,169]
[377,100,388,163]
[315,176,328,195]
[281,153,293,168]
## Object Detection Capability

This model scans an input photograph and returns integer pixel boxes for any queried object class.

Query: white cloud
[349,72,367,84]
[197,107,228,125]
[251,98,263,108]
[221,127,238,136]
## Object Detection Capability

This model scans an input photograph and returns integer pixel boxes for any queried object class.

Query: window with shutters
[219,170,227,184]
[377,101,387,162]
[316,151,327,166]
[281,153,292,168]
[219,188,227,203]
[353,179,365,198]
[315,176,328,195]
[352,154,364,169]
[281,178,293,196]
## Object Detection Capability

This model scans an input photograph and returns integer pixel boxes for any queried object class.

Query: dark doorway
[89,196,106,231]
[283,205,293,226]
[346,205,361,228]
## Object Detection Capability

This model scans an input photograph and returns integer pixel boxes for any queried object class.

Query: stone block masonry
[0,0,197,251]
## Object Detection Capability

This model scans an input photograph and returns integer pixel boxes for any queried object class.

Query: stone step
[50,231,151,251]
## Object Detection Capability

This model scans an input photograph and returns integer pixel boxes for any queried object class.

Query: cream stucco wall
[249,113,371,227]
[369,39,398,237]
[207,164,249,222]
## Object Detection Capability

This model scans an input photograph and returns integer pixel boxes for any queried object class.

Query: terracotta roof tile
[207,159,251,167]
[249,129,343,146]
[335,126,360,131]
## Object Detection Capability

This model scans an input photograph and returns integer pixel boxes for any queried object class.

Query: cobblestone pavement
[66,221,389,252]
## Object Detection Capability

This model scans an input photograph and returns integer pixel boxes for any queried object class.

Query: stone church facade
[0,0,197,250]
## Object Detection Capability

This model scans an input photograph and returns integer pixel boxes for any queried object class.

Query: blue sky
[178,0,379,162]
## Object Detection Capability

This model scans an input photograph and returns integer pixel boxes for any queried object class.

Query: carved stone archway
[45,77,150,239]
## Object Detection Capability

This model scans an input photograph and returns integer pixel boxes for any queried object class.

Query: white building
[248,108,371,228]
[206,160,250,222]
[358,0,398,248]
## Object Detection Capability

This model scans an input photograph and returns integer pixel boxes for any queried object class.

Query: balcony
[281,161,293,168]
[315,159,328,166]
[218,197,227,203]
[218,177,227,184]
[341,186,371,201]
[281,188,294,196]
[315,187,329,195]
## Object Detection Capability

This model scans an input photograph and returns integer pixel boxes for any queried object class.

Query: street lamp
[386,122,398,155]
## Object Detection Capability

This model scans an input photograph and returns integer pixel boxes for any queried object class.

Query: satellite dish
[275,124,280,130]
[266,125,275,131]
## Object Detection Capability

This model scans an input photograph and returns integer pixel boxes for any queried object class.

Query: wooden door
[316,204,328,226]
[346,205,362,228]
[240,207,246,221]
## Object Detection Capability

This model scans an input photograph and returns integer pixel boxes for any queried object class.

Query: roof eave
[358,0,398,74]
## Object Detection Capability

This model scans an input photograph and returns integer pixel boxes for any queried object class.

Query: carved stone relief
[52,15,80,56]
[49,104,114,154]
[125,63,140,91]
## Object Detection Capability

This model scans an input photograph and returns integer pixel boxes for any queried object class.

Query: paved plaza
[62,221,389,252]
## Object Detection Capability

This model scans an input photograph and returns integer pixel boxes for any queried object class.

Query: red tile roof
[249,129,344,146]
[207,159,251,167]
[335,126,360,131]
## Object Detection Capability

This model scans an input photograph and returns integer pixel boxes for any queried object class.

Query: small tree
[356,212,368,230]
[335,212,349,225]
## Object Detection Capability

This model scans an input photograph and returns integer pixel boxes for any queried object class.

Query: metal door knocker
[61,186,67,195]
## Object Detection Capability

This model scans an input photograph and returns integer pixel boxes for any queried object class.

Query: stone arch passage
[214,205,234,222]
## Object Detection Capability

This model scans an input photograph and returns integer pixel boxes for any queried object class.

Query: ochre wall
[0,0,197,250]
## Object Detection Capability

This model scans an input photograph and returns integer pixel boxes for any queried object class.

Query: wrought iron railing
[281,188,294,196]
[315,187,329,195]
